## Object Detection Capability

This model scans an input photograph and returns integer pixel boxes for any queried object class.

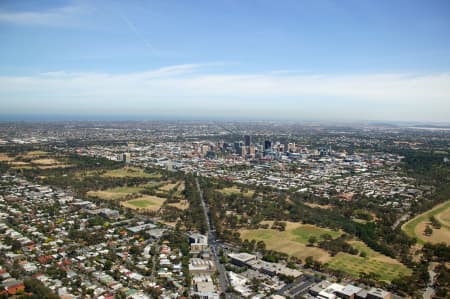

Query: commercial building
[122,152,131,164]
[244,135,251,147]
[228,252,257,267]
[189,233,208,253]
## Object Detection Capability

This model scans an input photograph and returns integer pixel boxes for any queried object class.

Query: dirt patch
[415,221,450,245]
[38,164,72,169]
[159,221,178,228]
[159,183,178,191]
[10,161,29,166]
[304,202,334,210]
[31,158,59,165]
[402,200,450,244]
[167,200,189,210]
[436,208,450,227]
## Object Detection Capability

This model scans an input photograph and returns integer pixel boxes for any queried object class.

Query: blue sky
[1,0,450,122]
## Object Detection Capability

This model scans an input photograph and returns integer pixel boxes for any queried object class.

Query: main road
[195,177,232,298]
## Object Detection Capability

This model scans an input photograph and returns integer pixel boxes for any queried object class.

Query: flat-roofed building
[336,284,362,299]
[189,258,216,274]
[228,252,257,267]
[189,233,208,253]
[367,288,391,299]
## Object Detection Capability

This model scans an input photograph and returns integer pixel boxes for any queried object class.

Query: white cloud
[0,5,89,26]
[0,65,449,122]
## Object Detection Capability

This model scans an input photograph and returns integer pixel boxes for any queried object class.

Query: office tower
[122,152,131,164]
[244,135,251,147]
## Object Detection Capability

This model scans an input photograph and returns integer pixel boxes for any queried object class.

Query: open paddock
[240,222,342,263]
[327,252,411,282]
[240,221,411,281]
[31,158,60,165]
[304,202,334,210]
[402,200,450,245]
[167,200,190,210]
[121,195,166,211]
[87,186,144,200]
[102,167,161,179]
[159,182,179,191]
[219,186,254,197]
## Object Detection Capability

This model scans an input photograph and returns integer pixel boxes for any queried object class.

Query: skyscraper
[122,152,131,164]
[264,140,272,151]
[244,135,251,147]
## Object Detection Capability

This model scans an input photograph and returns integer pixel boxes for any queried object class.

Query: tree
[256,240,266,252]
[424,225,433,236]
[308,236,318,246]
[430,216,441,229]
[305,256,314,267]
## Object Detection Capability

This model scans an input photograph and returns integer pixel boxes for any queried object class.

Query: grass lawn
[240,222,411,281]
[159,182,178,191]
[327,253,411,282]
[240,222,342,262]
[121,195,166,211]
[125,199,155,207]
[87,186,144,200]
[102,167,161,178]
[22,150,48,158]
[402,200,450,245]
[1,151,49,163]
[167,200,190,210]
[303,202,334,210]
[142,181,164,188]
[438,208,450,227]
[31,158,59,165]
[219,186,254,197]
[291,225,341,243]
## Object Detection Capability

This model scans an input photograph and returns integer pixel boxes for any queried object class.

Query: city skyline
[1,0,450,122]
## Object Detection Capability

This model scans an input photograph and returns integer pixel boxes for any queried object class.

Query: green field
[121,195,166,211]
[102,167,161,178]
[125,199,156,207]
[402,200,450,244]
[327,252,411,281]
[142,181,164,188]
[349,241,378,258]
[291,225,341,243]
[87,186,144,200]
[219,186,254,197]
[240,222,411,281]
[240,222,342,262]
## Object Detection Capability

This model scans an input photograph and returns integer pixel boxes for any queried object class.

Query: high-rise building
[249,145,256,156]
[201,145,210,156]
[288,142,296,152]
[240,146,248,157]
[122,152,131,164]
[264,140,272,151]
[244,135,251,147]
[234,141,243,153]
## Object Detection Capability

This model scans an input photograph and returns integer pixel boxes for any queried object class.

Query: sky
[0,0,450,123]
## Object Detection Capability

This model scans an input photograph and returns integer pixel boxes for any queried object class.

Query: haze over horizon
[1,0,450,123]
